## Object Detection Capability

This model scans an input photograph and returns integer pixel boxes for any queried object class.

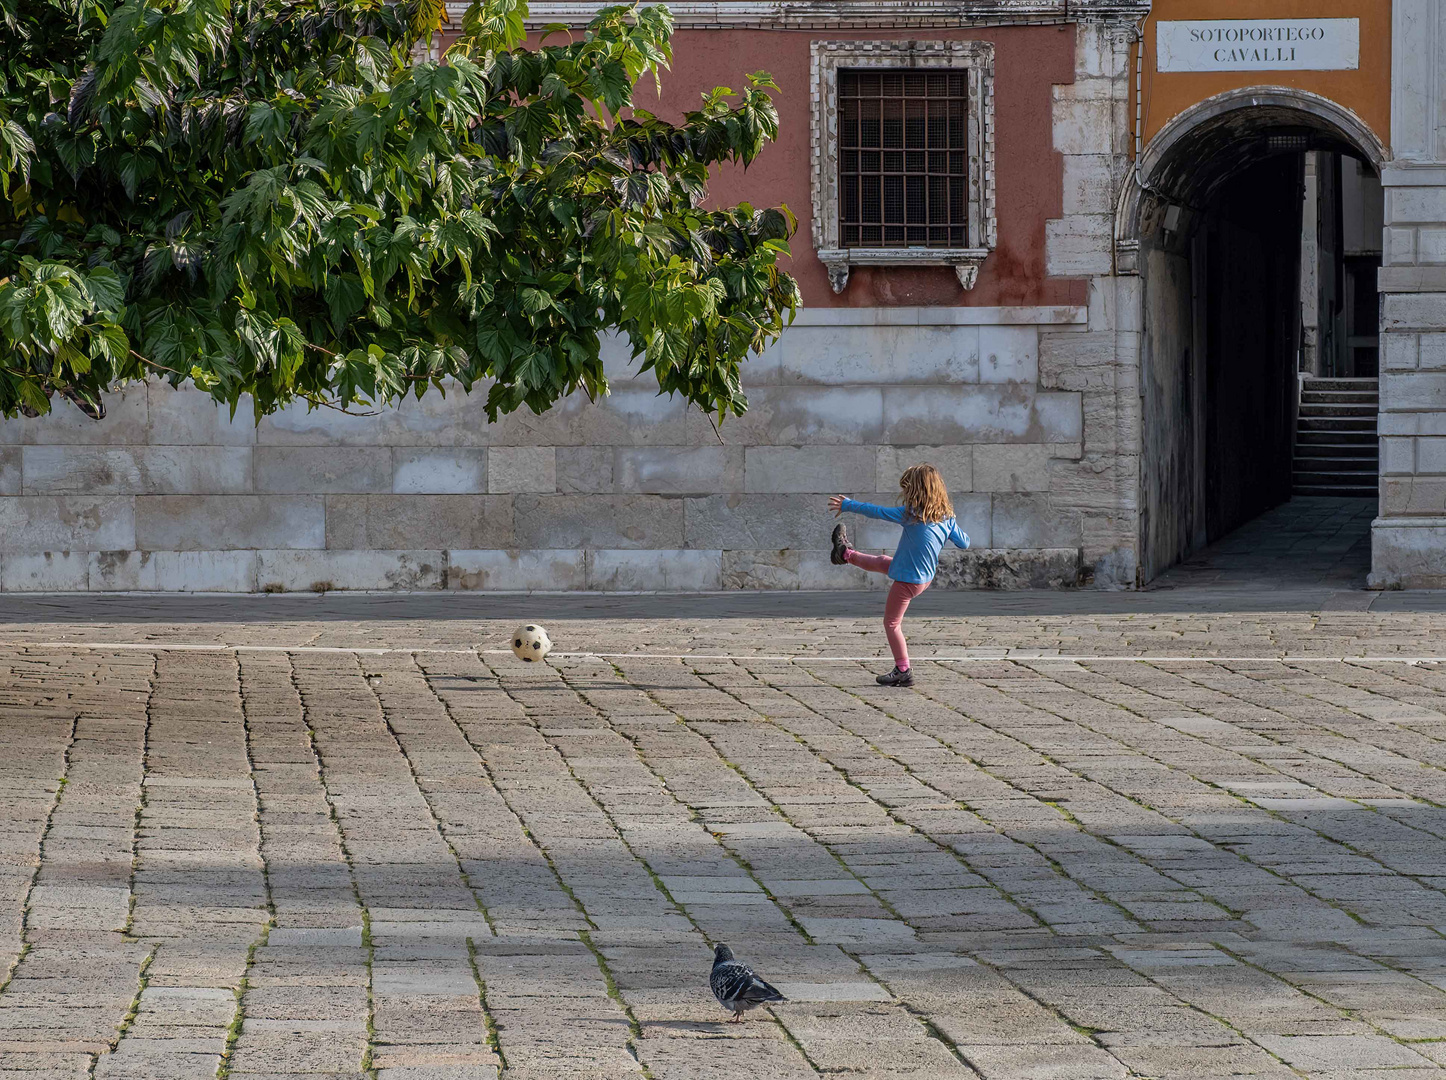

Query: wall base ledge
[0,547,1098,593]
[1370,517,1446,589]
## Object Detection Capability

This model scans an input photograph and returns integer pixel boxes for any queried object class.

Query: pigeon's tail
[745,976,785,1004]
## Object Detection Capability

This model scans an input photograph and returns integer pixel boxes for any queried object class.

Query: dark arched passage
[1122,88,1387,584]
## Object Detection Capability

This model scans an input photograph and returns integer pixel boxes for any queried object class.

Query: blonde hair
[899,463,953,524]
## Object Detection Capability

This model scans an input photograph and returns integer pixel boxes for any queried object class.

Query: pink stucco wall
[670,27,1085,308]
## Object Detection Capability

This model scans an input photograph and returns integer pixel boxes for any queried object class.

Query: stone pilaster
[1371,0,1446,586]
[1044,18,1142,588]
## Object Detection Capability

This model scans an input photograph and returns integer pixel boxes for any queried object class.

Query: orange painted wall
[1141,0,1391,148]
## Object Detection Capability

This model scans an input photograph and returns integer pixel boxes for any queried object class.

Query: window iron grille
[837,69,969,249]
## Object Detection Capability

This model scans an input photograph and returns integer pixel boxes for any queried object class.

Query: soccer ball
[511,624,552,662]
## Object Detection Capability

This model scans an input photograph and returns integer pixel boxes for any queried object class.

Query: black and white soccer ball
[511,624,552,662]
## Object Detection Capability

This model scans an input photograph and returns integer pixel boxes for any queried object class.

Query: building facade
[1,0,1442,591]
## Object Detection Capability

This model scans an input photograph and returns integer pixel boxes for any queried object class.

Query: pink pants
[844,551,930,669]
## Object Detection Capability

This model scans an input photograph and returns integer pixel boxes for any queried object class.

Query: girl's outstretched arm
[948,520,971,550]
[829,496,905,523]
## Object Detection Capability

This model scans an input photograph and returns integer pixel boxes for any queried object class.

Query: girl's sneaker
[830,524,850,565]
[877,667,914,687]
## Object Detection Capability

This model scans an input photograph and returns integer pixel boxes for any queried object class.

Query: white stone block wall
[1043,19,1141,588]
[1372,1,1446,586]
[0,306,1101,591]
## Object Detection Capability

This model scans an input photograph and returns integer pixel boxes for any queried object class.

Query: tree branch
[131,350,187,377]
[303,393,379,417]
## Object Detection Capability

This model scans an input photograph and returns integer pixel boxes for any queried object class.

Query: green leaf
[323,274,366,330]
[89,323,129,365]
[519,287,553,315]
[16,379,51,416]
[587,60,632,116]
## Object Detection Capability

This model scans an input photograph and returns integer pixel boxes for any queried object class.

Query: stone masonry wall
[0,306,1094,591]
[0,19,1142,593]
[1042,20,1141,589]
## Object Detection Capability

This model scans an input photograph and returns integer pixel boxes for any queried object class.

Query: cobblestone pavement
[7,591,1446,1079]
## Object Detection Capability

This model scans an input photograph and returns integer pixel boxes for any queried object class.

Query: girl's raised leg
[845,550,892,575]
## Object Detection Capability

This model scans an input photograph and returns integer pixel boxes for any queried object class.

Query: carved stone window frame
[811,39,996,293]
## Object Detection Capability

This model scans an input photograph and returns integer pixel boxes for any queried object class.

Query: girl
[828,464,969,687]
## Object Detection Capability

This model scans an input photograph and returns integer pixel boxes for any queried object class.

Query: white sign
[1157,19,1360,73]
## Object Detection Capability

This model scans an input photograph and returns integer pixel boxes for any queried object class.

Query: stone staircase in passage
[1292,376,1379,498]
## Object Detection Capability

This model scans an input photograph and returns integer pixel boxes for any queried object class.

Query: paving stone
[770,981,893,1002]
[1253,1033,1435,1070]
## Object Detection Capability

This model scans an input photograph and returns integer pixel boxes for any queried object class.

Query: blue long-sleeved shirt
[841,498,970,584]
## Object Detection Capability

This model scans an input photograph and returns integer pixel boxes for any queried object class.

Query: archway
[1122,88,1388,585]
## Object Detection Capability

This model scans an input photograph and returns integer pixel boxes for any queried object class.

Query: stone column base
[1370,517,1446,588]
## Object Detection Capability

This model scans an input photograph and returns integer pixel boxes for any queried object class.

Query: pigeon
[710,943,785,1022]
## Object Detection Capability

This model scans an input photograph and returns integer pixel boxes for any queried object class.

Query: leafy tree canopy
[0,0,798,422]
